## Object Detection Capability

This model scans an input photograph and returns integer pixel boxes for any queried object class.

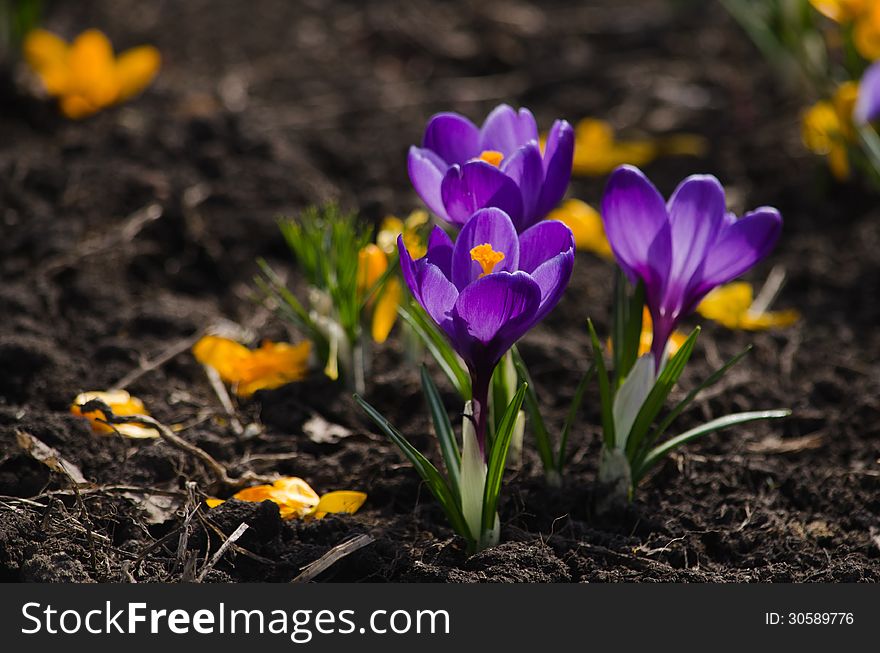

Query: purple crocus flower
[407,104,574,233]
[855,61,880,125]
[601,165,782,366]
[399,207,575,453]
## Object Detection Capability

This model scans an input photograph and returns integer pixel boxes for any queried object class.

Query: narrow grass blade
[612,274,644,387]
[399,304,471,399]
[634,410,791,482]
[587,319,615,449]
[420,366,460,497]
[624,327,699,460]
[481,383,527,534]
[511,348,556,474]
[647,345,752,451]
[355,395,471,540]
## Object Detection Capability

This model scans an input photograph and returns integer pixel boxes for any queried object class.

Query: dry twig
[292,534,374,583]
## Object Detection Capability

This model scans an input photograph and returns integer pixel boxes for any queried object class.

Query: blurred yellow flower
[24,28,160,120]
[810,0,880,59]
[206,477,366,520]
[377,210,429,259]
[71,390,159,439]
[193,336,311,398]
[696,282,800,330]
[809,0,867,23]
[547,199,613,259]
[359,212,429,345]
[564,118,707,177]
[802,82,859,180]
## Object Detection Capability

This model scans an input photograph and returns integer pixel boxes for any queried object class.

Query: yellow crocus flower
[193,336,311,398]
[377,210,429,258]
[566,118,707,177]
[547,199,613,260]
[24,28,160,119]
[809,0,880,60]
[802,82,859,180]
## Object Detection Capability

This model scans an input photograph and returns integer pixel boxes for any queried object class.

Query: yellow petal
[71,390,158,438]
[229,477,321,520]
[357,244,388,296]
[308,491,367,520]
[67,29,119,109]
[60,94,101,119]
[23,29,70,96]
[403,209,429,231]
[854,14,880,60]
[205,498,225,508]
[234,340,311,397]
[372,277,402,343]
[192,335,252,383]
[697,283,754,328]
[115,45,161,101]
[697,282,800,331]
[571,118,657,176]
[738,309,802,331]
[547,199,613,260]
[801,101,837,154]
[377,216,405,254]
[809,0,867,22]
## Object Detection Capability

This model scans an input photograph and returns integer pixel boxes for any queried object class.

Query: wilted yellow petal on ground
[357,244,388,295]
[115,45,161,101]
[231,477,320,519]
[308,491,367,520]
[205,498,225,508]
[194,336,311,397]
[193,335,252,382]
[71,390,158,438]
[547,199,613,260]
[234,340,311,397]
[697,283,800,331]
[372,277,402,343]
[23,29,70,96]
[67,29,119,109]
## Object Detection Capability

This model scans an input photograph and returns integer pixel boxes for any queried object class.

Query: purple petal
[692,207,783,299]
[501,142,545,230]
[479,105,539,158]
[663,175,726,307]
[398,235,458,338]
[855,61,880,125]
[534,120,574,219]
[451,207,520,290]
[528,249,575,322]
[408,146,451,220]
[440,161,524,227]
[424,226,454,278]
[600,165,671,288]
[451,271,541,367]
[423,112,480,165]
[517,219,575,274]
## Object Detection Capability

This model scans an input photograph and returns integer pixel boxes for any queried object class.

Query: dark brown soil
[1,0,878,583]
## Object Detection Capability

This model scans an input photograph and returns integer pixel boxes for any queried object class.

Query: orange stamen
[470,243,505,277]
[478,150,504,167]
